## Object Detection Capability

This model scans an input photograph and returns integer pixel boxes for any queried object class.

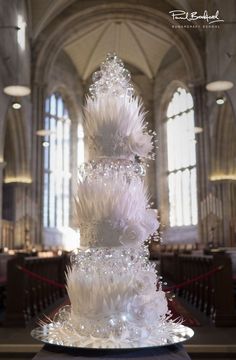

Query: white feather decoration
[85,95,154,159]
[65,247,168,339]
[74,175,159,247]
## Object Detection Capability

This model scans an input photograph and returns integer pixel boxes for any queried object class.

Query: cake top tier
[84,53,155,160]
[89,53,134,99]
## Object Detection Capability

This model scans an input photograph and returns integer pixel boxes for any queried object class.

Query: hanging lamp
[206,28,234,92]
[1,20,31,97]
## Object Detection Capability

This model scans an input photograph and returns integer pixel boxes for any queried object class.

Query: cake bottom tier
[47,246,173,346]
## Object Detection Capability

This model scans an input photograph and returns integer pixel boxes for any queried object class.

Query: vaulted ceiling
[29,0,205,40]
[29,0,204,81]
[64,20,172,80]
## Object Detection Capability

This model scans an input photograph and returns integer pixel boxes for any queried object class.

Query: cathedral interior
[0,0,236,359]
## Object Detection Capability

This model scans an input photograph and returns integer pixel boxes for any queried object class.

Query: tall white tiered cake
[40,54,178,348]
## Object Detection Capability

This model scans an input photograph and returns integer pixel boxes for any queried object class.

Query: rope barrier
[17,264,224,293]
[163,265,223,292]
[17,265,65,289]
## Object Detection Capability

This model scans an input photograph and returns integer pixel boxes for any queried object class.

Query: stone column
[0,161,6,247]
[30,83,46,246]
[13,182,31,249]
[192,85,211,247]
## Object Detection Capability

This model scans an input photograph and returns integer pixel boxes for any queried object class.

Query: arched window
[166,87,197,227]
[43,93,71,228]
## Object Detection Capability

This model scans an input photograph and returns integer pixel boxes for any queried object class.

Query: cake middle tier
[75,161,159,248]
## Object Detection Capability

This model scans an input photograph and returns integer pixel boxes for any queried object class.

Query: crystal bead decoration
[78,158,146,183]
[89,53,134,98]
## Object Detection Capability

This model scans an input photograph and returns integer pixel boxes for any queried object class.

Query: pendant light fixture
[4,85,31,97]
[11,99,22,110]
[206,81,233,92]
[36,130,55,136]
[36,129,55,148]
[194,126,203,134]
[206,26,234,92]
[1,14,31,98]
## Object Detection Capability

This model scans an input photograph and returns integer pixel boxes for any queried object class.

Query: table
[33,344,191,359]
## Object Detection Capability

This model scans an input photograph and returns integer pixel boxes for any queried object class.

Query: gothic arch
[159,80,190,118]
